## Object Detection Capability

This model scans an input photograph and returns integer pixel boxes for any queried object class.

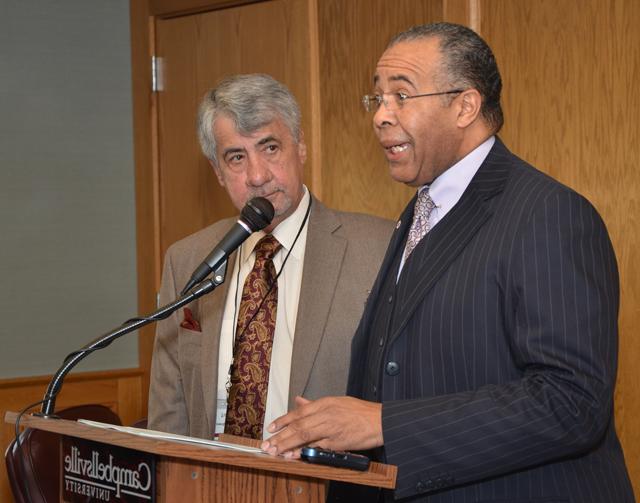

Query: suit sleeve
[381,189,619,498]
[147,248,190,435]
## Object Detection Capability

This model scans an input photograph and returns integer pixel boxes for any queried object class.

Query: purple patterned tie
[224,234,281,439]
[403,187,436,261]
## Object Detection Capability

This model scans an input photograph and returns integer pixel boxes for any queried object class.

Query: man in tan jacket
[148,74,393,439]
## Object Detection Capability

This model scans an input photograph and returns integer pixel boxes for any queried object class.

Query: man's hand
[260,396,383,456]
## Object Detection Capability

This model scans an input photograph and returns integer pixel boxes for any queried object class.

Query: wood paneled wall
[480,0,640,492]
[128,0,639,498]
[316,0,439,216]
[316,6,639,498]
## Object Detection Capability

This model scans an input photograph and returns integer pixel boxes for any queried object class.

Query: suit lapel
[199,249,236,436]
[389,138,513,344]
[288,198,346,406]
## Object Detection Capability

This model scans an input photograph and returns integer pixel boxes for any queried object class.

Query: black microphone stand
[38,261,228,417]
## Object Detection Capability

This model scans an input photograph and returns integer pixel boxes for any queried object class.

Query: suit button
[387,295,393,303]
[385,361,400,376]
[378,337,384,347]
[372,385,377,396]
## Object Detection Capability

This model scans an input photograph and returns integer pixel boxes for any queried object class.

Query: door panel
[155,0,311,255]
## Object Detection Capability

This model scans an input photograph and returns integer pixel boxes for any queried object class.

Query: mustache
[245,188,293,217]
[247,186,283,199]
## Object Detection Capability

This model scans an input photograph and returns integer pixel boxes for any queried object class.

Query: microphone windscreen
[242,197,275,231]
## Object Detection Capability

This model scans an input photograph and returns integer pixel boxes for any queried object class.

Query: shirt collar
[424,135,495,215]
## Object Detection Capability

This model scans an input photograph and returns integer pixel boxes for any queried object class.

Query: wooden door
[154,0,313,257]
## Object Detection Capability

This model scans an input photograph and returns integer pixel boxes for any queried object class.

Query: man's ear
[209,159,226,187]
[297,130,308,164]
[457,89,482,128]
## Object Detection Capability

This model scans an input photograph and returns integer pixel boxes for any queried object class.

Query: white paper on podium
[77,419,265,454]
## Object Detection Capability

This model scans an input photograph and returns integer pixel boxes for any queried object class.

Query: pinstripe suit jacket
[346,139,634,502]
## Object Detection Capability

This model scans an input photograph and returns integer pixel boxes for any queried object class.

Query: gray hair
[389,23,504,132]
[197,74,302,165]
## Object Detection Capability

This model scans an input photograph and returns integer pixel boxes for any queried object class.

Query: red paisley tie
[224,234,281,439]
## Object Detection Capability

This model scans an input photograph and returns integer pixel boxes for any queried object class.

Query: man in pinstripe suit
[262,23,635,502]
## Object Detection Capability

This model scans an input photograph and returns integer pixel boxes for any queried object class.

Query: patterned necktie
[224,234,281,439]
[403,187,436,261]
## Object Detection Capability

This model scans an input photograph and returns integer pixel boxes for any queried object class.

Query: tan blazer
[148,197,393,438]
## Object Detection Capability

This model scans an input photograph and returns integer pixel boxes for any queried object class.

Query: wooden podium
[5,411,396,502]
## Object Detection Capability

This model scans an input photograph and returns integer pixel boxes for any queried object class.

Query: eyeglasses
[361,89,465,112]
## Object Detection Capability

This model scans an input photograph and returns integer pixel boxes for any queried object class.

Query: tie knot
[415,187,435,216]
[254,234,281,261]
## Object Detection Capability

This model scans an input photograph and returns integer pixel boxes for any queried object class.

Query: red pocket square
[180,307,201,332]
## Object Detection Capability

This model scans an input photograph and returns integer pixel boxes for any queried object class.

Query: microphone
[180,197,274,294]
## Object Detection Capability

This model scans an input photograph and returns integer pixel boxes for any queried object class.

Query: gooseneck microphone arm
[40,263,228,416]
[180,197,275,294]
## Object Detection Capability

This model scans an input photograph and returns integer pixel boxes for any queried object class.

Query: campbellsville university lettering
[61,436,155,502]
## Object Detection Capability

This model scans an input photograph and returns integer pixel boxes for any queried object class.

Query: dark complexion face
[373,38,465,186]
